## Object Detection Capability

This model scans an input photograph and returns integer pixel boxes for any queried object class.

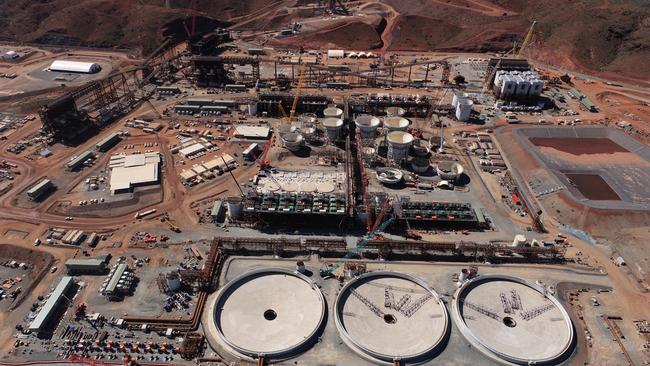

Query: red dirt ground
[530,138,629,155]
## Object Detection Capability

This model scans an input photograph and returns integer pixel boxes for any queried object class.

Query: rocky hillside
[0,0,648,80]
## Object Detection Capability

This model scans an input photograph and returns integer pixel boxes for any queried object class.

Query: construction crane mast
[515,20,537,58]
[288,62,306,123]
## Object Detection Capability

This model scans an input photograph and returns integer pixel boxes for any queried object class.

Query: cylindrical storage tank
[456,99,473,122]
[512,234,527,247]
[226,198,243,219]
[322,118,344,141]
[411,139,431,157]
[436,161,464,182]
[300,114,317,124]
[411,157,431,174]
[386,106,406,117]
[387,131,414,163]
[356,115,380,139]
[323,107,344,119]
[282,133,304,152]
[383,116,410,132]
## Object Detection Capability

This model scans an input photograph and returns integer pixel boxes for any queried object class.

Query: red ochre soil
[565,173,621,201]
[530,138,629,155]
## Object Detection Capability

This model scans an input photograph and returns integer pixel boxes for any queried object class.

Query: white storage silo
[323,107,344,119]
[383,116,410,132]
[355,115,380,139]
[322,118,344,141]
[387,131,413,163]
[456,99,473,122]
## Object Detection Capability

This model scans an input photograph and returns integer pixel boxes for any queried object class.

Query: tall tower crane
[515,20,537,59]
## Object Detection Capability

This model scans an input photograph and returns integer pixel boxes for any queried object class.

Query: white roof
[50,60,101,73]
[180,170,198,180]
[110,165,158,191]
[179,143,205,157]
[327,50,345,58]
[234,126,270,139]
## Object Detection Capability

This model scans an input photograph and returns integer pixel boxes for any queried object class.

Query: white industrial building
[493,70,544,100]
[327,50,345,59]
[2,50,19,61]
[49,60,102,74]
[234,125,271,139]
[109,152,160,193]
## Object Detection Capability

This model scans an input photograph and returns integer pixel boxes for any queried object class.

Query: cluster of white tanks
[494,70,544,99]
[452,93,473,122]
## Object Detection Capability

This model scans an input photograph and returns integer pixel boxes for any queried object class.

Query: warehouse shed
[49,60,102,74]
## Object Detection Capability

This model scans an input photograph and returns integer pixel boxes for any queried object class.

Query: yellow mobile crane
[288,62,307,123]
[482,20,536,96]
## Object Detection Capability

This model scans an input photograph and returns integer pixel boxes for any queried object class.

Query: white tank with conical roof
[387,131,414,163]
[322,118,344,141]
[323,107,344,119]
[356,115,380,139]
[383,116,410,132]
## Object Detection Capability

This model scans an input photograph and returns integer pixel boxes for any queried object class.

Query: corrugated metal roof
[105,264,127,293]
[29,276,74,331]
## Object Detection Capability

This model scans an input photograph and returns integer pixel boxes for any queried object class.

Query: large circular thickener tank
[211,268,326,360]
[452,275,574,366]
[335,271,449,364]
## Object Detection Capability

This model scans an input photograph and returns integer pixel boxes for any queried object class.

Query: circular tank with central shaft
[208,268,326,361]
[356,115,380,139]
[282,133,305,152]
[452,275,574,365]
[383,116,410,132]
[322,118,344,142]
[335,271,449,364]
[323,107,344,119]
[387,131,414,163]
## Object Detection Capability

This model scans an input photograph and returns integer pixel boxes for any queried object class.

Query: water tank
[322,118,344,141]
[387,131,414,163]
[456,99,473,122]
[512,234,527,247]
[436,161,464,182]
[323,107,344,119]
[356,115,380,139]
[383,116,410,132]
[282,133,304,152]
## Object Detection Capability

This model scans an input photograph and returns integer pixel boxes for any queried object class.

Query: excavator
[160,212,181,233]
